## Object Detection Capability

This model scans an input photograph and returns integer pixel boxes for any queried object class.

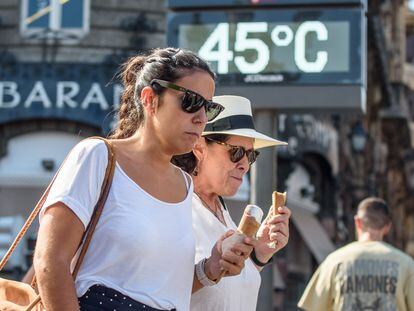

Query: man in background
[298,197,414,310]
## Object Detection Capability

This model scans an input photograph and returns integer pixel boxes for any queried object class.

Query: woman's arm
[34,203,85,311]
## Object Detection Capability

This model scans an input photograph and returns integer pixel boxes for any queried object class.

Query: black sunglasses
[150,79,224,121]
[205,137,260,165]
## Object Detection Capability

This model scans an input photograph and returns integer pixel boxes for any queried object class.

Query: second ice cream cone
[267,191,287,249]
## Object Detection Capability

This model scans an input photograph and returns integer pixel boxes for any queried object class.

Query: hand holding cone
[219,205,263,279]
[267,191,286,249]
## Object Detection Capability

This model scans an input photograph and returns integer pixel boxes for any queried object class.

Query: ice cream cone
[267,191,286,249]
[219,205,264,279]
[238,205,263,237]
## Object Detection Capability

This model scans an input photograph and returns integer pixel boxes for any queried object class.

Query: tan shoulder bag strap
[0,136,116,310]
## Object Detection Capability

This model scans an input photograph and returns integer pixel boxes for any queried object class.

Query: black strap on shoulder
[218,196,227,210]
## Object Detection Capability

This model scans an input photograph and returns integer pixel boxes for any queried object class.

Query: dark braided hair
[110,48,215,139]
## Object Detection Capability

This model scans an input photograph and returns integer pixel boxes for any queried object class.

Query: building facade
[1,1,413,311]
[0,0,165,272]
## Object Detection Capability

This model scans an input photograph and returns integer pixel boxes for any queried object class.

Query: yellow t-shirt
[298,241,414,311]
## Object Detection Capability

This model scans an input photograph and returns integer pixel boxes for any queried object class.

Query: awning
[289,197,336,263]
[0,174,52,187]
[216,85,366,113]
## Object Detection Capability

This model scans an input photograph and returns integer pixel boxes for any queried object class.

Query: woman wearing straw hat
[172,95,291,311]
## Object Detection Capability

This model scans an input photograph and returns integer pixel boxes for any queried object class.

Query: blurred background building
[0,0,414,310]
[0,0,165,283]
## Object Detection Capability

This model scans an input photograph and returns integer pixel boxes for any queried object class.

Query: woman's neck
[195,190,226,225]
[195,190,219,210]
[193,177,218,206]
[123,127,172,169]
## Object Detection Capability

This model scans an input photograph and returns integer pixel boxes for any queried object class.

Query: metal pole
[251,109,276,311]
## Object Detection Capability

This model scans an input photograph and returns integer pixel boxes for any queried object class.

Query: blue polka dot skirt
[78,284,176,311]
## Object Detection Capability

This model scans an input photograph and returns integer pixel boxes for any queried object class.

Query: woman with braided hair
[28,48,253,311]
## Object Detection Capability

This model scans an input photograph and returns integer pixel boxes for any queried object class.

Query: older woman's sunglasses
[150,79,224,121]
[205,137,260,165]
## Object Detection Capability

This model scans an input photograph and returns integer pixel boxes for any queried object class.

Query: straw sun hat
[202,95,287,149]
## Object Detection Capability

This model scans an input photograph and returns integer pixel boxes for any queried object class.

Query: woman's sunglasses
[150,79,224,121]
[205,137,260,165]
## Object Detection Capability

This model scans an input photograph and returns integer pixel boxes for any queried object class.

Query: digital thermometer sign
[168,8,364,85]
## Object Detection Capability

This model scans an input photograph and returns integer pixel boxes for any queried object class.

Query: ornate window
[20,0,90,42]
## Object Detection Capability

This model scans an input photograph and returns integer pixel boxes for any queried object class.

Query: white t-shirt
[40,139,195,311]
[190,194,261,311]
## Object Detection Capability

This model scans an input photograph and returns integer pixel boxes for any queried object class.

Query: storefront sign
[0,63,121,132]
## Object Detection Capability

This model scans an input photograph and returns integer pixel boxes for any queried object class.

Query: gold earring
[193,167,199,176]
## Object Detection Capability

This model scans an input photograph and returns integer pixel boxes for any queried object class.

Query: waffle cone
[238,215,260,237]
[267,191,286,249]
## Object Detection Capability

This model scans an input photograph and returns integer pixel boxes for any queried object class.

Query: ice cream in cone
[219,205,264,279]
[238,205,263,237]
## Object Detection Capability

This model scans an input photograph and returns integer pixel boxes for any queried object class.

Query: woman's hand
[205,230,254,280]
[220,233,254,276]
[0,301,25,311]
[255,206,291,264]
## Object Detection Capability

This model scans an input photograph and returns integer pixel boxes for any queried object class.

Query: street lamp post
[350,121,367,153]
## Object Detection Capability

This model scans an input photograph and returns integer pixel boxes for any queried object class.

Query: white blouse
[40,139,195,311]
[191,194,261,311]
